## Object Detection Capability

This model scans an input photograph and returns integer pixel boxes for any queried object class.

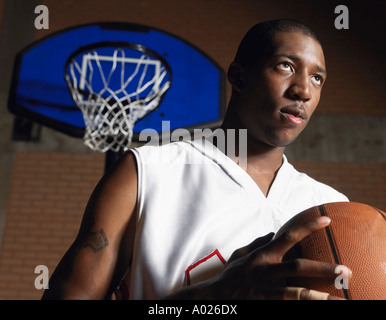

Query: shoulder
[285,159,348,203]
[133,140,192,155]
[131,140,214,165]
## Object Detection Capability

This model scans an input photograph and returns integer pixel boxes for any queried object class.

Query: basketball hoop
[65,41,172,153]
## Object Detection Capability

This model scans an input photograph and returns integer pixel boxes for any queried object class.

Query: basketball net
[65,43,171,153]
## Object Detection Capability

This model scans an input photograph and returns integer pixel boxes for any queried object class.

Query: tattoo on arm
[81,228,109,253]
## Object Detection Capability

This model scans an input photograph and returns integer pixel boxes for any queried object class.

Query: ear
[227,62,244,93]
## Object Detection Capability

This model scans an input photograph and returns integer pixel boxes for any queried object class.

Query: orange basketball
[277,202,386,300]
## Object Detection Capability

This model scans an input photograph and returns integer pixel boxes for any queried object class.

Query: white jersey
[127,139,348,299]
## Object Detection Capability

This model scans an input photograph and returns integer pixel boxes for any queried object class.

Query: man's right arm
[41,152,138,300]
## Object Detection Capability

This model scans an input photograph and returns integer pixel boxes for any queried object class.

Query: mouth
[279,104,306,126]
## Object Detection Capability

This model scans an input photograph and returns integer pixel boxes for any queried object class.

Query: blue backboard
[8,22,225,141]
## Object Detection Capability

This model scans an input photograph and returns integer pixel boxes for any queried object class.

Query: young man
[42,19,350,300]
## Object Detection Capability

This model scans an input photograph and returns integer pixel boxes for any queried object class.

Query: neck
[220,101,285,173]
[219,100,285,196]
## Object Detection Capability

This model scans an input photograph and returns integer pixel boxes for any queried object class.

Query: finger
[266,216,331,258]
[300,289,345,301]
[229,232,275,261]
[283,286,306,300]
[272,259,350,279]
[283,287,345,300]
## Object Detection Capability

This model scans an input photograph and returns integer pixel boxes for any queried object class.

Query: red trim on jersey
[185,249,226,286]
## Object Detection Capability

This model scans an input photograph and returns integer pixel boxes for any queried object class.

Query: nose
[287,73,312,102]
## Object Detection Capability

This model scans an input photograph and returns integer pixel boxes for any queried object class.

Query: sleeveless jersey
[127,139,348,299]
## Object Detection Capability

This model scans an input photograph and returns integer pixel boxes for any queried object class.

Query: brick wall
[293,161,386,212]
[0,152,104,299]
[0,152,385,299]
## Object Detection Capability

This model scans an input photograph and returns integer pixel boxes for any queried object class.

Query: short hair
[234,19,322,68]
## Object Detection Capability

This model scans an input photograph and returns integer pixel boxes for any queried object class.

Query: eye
[276,61,293,72]
[312,74,324,86]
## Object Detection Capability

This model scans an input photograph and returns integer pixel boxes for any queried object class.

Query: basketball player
[42,20,351,300]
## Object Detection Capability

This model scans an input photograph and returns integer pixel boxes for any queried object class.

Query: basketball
[277,202,386,300]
